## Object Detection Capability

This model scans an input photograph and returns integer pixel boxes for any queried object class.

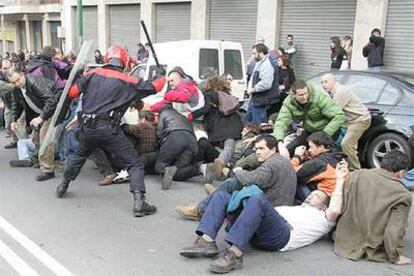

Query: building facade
[1,0,412,78]
[0,0,62,54]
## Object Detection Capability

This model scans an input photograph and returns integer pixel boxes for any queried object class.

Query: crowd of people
[0,26,412,274]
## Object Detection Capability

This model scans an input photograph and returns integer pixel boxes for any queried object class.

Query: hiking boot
[179,236,219,258]
[204,183,216,195]
[9,159,33,168]
[213,158,226,179]
[133,191,157,217]
[162,166,177,190]
[36,172,55,182]
[4,141,17,149]
[209,249,243,274]
[200,163,217,183]
[175,204,200,221]
[98,173,117,186]
[56,179,70,198]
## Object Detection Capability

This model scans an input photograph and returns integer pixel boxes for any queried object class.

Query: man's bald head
[321,73,337,93]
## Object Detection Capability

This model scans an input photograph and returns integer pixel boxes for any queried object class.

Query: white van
[129,40,247,100]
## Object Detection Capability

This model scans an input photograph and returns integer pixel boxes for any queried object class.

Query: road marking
[0,239,39,276]
[0,216,74,276]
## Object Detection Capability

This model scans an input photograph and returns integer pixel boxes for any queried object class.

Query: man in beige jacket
[322,73,371,170]
[334,150,412,265]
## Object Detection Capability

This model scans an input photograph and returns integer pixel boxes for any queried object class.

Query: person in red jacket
[56,45,166,217]
[150,67,204,120]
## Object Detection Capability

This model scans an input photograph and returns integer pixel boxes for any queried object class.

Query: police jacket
[11,75,57,122]
[69,65,165,116]
[156,108,195,142]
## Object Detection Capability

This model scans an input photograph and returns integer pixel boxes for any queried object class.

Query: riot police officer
[56,45,166,217]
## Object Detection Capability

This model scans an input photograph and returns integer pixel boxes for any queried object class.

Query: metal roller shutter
[109,4,140,53]
[73,6,98,54]
[155,2,191,43]
[384,0,414,72]
[209,0,258,61]
[279,0,357,79]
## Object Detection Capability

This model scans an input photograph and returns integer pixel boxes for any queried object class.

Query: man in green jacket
[273,80,345,157]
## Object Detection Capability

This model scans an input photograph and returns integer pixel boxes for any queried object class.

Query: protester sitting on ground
[191,75,243,182]
[292,131,344,201]
[9,135,37,168]
[175,134,296,221]
[321,73,371,171]
[154,108,199,190]
[123,110,159,175]
[273,80,345,158]
[179,158,347,274]
[150,67,204,120]
[334,150,413,265]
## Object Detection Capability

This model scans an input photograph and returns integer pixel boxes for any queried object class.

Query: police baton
[140,20,160,68]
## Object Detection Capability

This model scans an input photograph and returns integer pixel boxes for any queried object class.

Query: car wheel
[367,133,411,168]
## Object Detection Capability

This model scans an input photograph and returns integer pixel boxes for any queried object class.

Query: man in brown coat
[334,150,412,265]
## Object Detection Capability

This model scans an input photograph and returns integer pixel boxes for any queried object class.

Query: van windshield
[224,50,243,80]
[199,48,219,79]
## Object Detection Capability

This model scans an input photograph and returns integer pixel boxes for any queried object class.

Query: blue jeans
[197,177,243,215]
[17,139,37,160]
[246,103,268,125]
[197,191,290,251]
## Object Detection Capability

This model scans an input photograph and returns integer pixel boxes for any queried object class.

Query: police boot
[133,191,157,217]
[56,179,70,198]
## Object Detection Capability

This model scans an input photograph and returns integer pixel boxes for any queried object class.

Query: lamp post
[77,0,83,50]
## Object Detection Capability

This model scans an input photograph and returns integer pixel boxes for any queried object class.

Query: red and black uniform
[63,65,166,194]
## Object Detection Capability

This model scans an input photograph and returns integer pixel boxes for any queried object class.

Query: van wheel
[366,133,411,168]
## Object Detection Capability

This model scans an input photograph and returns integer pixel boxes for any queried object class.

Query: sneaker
[112,170,130,183]
[162,166,177,190]
[4,141,17,149]
[99,173,117,186]
[179,236,219,258]
[9,159,33,168]
[204,183,216,195]
[209,249,243,273]
[175,204,201,221]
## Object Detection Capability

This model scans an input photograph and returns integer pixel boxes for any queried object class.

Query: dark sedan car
[308,71,414,168]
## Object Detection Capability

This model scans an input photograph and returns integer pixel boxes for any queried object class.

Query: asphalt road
[0,132,413,276]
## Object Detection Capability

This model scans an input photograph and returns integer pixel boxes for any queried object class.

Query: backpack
[217,91,239,116]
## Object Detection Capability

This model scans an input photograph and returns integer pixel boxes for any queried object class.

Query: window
[399,89,414,107]
[224,50,243,80]
[199,49,219,79]
[377,84,400,105]
[130,65,147,79]
[345,75,387,104]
